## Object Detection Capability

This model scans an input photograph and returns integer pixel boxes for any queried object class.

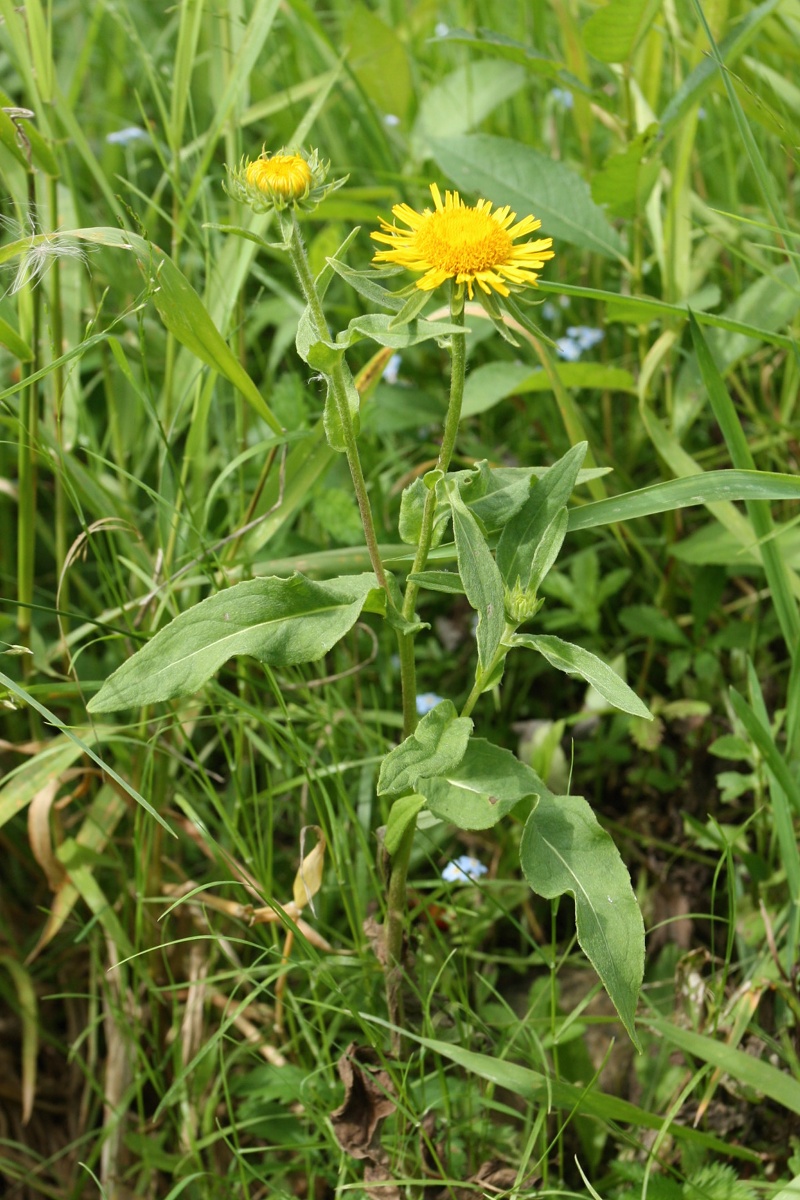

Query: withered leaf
[330,1043,396,1160]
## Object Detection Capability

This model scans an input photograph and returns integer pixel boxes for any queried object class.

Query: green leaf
[521,793,644,1047]
[513,634,651,719]
[378,701,473,797]
[568,470,800,532]
[388,287,431,329]
[418,738,549,830]
[462,362,636,417]
[447,482,505,672]
[619,604,689,648]
[591,125,661,217]
[497,442,587,592]
[88,573,378,711]
[324,257,406,311]
[528,508,569,594]
[0,315,32,361]
[406,569,465,595]
[345,2,413,122]
[398,477,428,545]
[343,313,463,349]
[360,1022,757,1160]
[384,794,427,856]
[659,0,783,138]
[728,688,800,816]
[431,134,626,260]
[413,61,528,150]
[646,1019,800,1115]
[583,0,662,63]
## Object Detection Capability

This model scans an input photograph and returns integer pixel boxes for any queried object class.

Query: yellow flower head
[246,152,313,203]
[225,147,346,214]
[371,183,554,300]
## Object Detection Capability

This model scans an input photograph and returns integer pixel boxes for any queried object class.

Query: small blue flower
[567,325,604,350]
[416,692,444,716]
[383,113,401,128]
[555,336,582,362]
[383,353,402,383]
[434,21,450,37]
[106,126,148,146]
[442,856,488,883]
[541,301,557,321]
[550,87,574,111]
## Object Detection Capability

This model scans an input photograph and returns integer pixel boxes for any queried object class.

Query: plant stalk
[385,290,468,1040]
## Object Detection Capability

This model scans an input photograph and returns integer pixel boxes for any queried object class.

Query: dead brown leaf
[330,1044,396,1160]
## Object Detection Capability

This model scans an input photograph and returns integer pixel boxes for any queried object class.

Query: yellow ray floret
[371,183,554,299]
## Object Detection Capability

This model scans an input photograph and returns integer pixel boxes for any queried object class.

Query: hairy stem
[385,289,468,1041]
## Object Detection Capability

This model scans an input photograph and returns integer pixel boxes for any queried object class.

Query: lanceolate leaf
[447,482,505,673]
[418,738,549,830]
[497,443,587,592]
[514,633,652,719]
[378,701,473,797]
[568,470,800,532]
[583,0,662,64]
[521,793,644,1047]
[88,573,380,711]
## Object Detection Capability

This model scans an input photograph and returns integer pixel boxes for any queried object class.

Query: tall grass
[1,0,799,1196]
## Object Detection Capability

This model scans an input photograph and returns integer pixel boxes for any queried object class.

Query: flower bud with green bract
[224,147,347,214]
[505,581,543,626]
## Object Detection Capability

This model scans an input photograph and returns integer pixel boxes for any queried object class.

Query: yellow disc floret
[371,183,554,299]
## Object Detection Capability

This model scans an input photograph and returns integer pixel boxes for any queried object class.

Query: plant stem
[385,291,468,1041]
[397,297,467,735]
[288,213,390,597]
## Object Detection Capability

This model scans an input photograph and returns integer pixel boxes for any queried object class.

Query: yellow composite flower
[371,183,555,300]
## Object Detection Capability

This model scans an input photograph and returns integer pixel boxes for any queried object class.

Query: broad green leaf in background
[345,2,413,123]
[417,738,549,830]
[377,701,473,797]
[413,61,528,152]
[435,27,568,78]
[513,633,652,719]
[583,0,662,63]
[591,126,661,218]
[461,361,636,418]
[497,442,587,592]
[88,573,380,711]
[447,482,506,673]
[431,134,626,260]
[521,793,645,1047]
